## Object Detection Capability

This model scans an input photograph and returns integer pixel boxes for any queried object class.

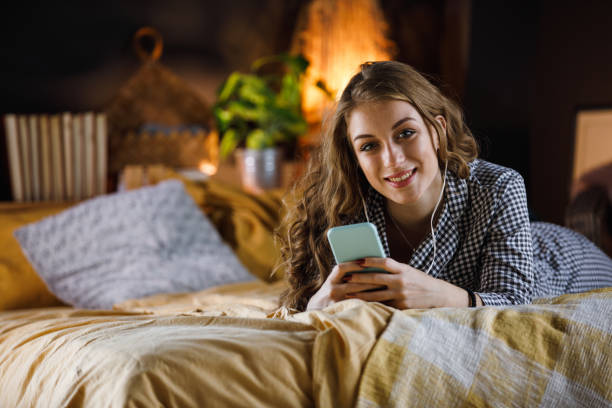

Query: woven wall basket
[104,27,214,177]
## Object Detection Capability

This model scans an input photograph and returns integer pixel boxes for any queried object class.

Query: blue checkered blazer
[355,159,612,305]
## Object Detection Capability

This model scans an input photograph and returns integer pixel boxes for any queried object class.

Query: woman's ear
[433,115,447,150]
[435,115,447,135]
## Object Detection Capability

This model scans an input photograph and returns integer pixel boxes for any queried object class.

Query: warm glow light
[198,129,219,175]
[292,0,396,123]
[199,160,218,175]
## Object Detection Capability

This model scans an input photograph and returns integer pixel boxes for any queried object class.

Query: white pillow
[14,180,254,309]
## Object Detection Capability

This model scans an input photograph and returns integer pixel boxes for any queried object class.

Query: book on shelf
[62,113,74,201]
[39,115,52,201]
[49,115,64,201]
[95,114,107,195]
[83,112,95,199]
[72,114,83,201]
[17,116,32,202]
[2,112,108,202]
[3,114,24,202]
[28,115,41,201]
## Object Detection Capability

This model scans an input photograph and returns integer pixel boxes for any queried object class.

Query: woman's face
[347,99,445,207]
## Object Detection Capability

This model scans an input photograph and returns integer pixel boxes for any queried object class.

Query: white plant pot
[235,147,282,193]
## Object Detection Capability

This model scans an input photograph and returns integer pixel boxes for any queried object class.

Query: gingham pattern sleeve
[475,173,535,305]
[352,160,612,307]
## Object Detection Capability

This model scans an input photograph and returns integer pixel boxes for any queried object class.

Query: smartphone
[326,222,388,274]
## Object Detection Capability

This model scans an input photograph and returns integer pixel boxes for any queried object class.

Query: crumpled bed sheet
[1,282,610,407]
[0,281,390,407]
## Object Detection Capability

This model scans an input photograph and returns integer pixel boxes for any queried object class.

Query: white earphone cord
[426,159,448,274]
[360,160,447,274]
[360,191,370,223]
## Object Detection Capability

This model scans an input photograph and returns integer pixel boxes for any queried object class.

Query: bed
[1,171,611,407]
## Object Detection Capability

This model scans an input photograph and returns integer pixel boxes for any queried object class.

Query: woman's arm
[474,173,534,306]
[340,172,534,308]
[340,257,483,308]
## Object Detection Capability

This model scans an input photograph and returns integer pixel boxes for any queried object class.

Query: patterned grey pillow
[14,180,254,309]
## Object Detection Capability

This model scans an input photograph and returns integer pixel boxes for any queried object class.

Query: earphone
[360,188,371,223]
[359,158,448,274]
[425,158,448,274]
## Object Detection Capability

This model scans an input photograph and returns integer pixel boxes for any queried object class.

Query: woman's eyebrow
[352,116,418,142]
[391,116,418,130]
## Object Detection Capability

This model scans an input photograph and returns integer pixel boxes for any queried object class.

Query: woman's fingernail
[356,258,365,266]
[342,275,352,282]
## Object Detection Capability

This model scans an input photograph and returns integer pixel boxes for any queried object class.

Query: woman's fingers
[348,289,396,302]
[332,257,403,284]
[346,272,396,286]
[330,282,382,301]
[330,261,365,283]
[341,282,387,294]
[359,257,403,274]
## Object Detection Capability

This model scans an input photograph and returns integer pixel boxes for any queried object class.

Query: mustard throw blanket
[1,282,609,407]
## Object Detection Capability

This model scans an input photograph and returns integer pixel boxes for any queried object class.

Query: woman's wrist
[434,279,486,307]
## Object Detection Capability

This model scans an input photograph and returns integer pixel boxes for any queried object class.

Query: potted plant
[213,53,309,192]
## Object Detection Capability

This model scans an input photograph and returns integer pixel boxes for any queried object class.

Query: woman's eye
[359,143,376,152]
[398,129,415,139]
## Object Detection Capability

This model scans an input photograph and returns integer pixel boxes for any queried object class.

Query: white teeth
[388,170,414,182]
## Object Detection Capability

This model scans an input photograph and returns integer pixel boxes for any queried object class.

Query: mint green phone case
[326,222,388,273]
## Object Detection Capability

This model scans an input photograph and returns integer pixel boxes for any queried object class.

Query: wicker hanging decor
[105,27,215,179]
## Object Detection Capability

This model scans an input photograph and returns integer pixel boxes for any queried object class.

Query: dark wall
[2,0,612,222]
[0,0,302,114]
[0,0,303,200]
[465,0,612,224]
[530,1,612,224]
[464,1,539,182]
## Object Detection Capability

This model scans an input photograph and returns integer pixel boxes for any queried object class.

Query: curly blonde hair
[275,61,478,311]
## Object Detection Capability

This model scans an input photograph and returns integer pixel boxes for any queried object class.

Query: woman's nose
[382,143,405,165]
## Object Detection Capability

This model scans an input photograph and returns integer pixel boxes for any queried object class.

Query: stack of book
[3,113,107,202]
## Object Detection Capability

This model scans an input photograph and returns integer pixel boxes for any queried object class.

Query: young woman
[276,61,612,311]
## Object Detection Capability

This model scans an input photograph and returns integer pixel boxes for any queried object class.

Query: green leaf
[285,54,309,76]
[315,79,335,100]
[270,130,285,144]
[214,53,310,151]
[213,107,234,132]
[220,129,241,159]
[246,129,274,149]
[282,116,307,136]
[217,72,242,103]
[261,105,306,140]
[226,100,261,122]
[277,74,301,108]
[238,75,275,106]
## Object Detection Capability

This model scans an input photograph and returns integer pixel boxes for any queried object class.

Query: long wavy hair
[275,61,478,311]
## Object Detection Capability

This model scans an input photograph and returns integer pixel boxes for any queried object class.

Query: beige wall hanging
[104,27,217,185]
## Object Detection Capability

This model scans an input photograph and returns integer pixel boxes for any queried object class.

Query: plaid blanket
[356,288,612,407]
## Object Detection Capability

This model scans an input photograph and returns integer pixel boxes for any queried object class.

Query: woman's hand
[343,257,481,309]
[306,261,386,311]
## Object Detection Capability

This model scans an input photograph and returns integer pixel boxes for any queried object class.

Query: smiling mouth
[385,169,415,182]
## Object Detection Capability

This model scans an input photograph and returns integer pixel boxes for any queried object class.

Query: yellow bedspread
[356,288,612,407]
[1,283,610,407]
[0,281,392,407]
